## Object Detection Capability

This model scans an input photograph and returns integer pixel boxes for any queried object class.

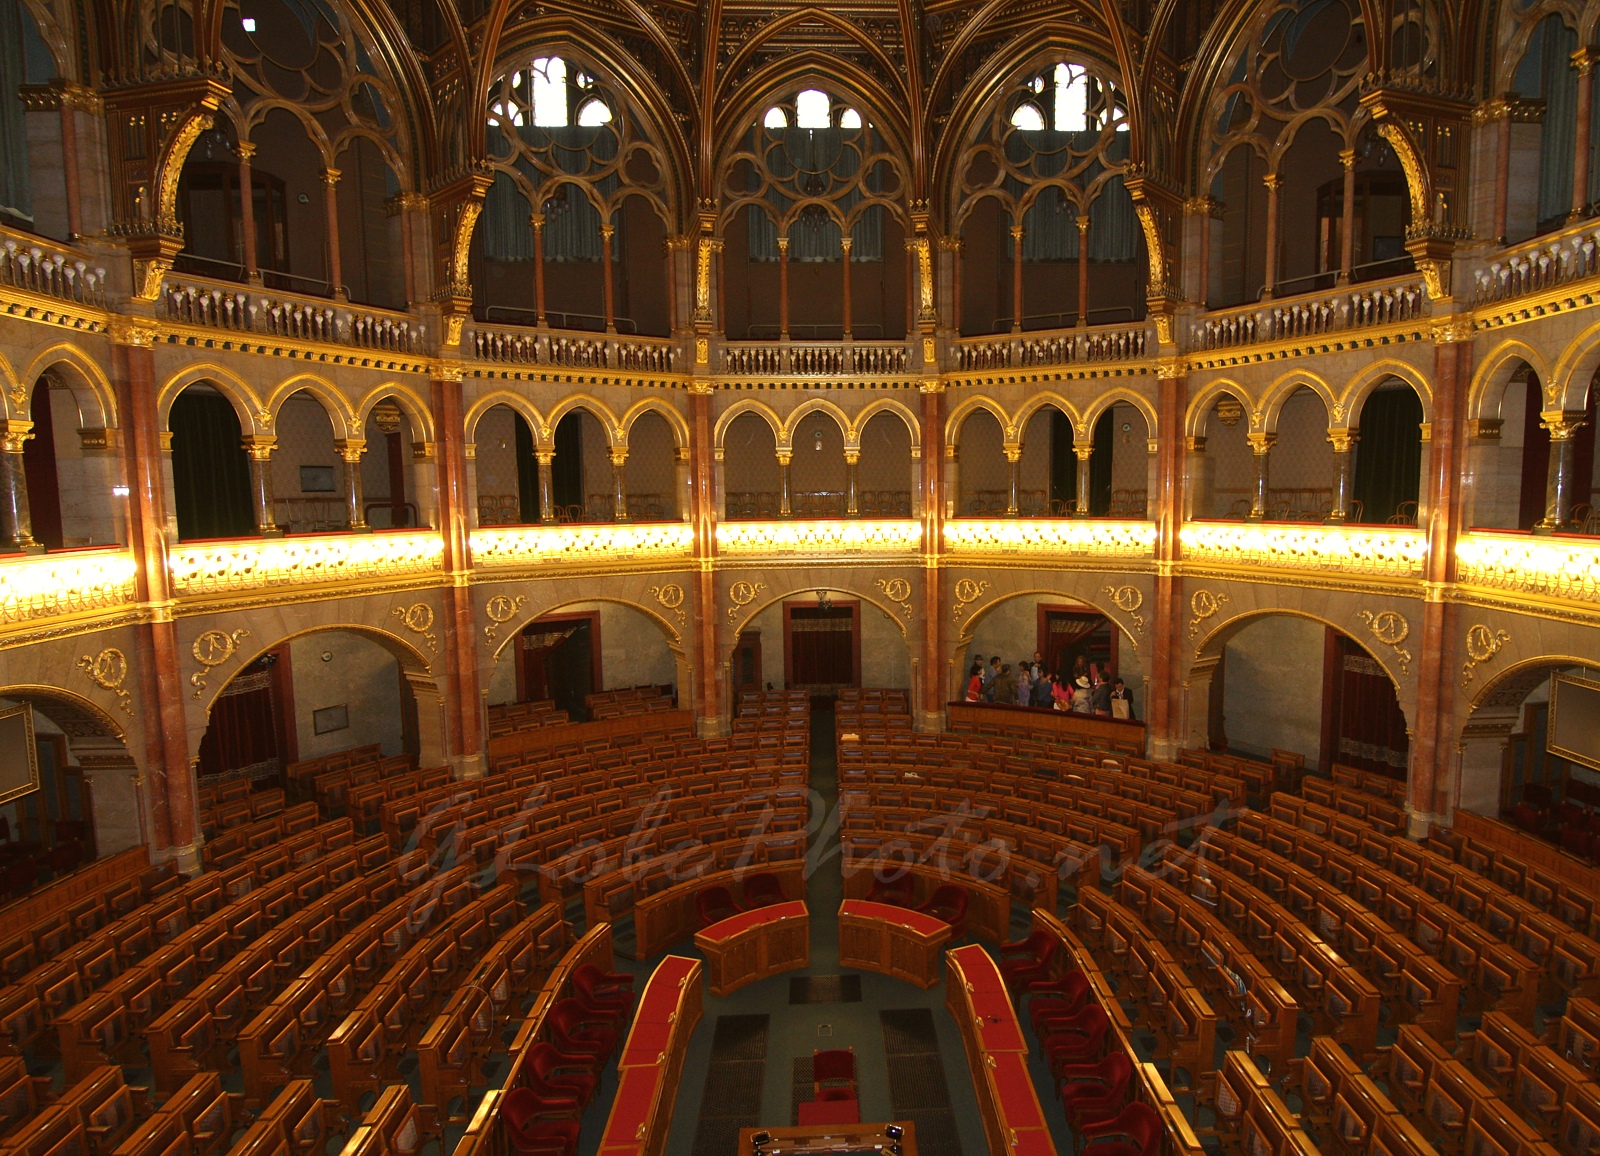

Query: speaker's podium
[737,1121,917,1155]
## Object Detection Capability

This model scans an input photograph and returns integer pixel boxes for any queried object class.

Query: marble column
[323,167,344,299]
[1075,445,1094,516]
[1574,49,1597,220]
[430,368,485,776]
[600,223,616,333]
[336,439,368,531]
[845,451,860,517]
[1005,445,1022,516]
[1010,225,1025,332]
[609,447,630,521]
[778,452,793,518]
[536,449,556,524]
[1262,173,1282,299]
[0,422,39,552]
[238,142,260,284]
[1247,433,1275,520]
[1338,150,1357,284]
[241,435,280,537]
[1326,430,1357,523]
[532,212,548,326]
[1536,413,1588,531]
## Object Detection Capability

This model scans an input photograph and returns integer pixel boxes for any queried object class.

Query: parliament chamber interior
[7,0,1600,1152]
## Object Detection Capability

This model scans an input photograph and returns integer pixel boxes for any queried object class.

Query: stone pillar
[322,167,344,299]
[778,237,790,340]
[1457,713,1517,817]
[238,142,260,284]
[430,368,484,778]
[945,444,960,520]
[1494,102,1512,242]
[1076,215,1090,325]
[1247,433,1275,520]
[1074,445,1094,516]
[1537,413,1588,531]
[609,447,629,521]
[675,446,692,521]
[1574,49,1597,220]
[919,384,946,730]
[0,422,39,552]
[841,236,854,340]
[536,449,556,524]
[1148,367,1189,760]
[600,223,616,333]
[1326,430,1357,523]
[845,450,860,517]
[688,387,721,736]
[1004,445,1022,516]
[1338,150,1357,284]
[336,439,367,531]
[532,212,547,326]
[1010,225,1025,332]
[778,451,793,518]
[1262,173,1282,299]
[240,435,280,537]
[111,319,198,872]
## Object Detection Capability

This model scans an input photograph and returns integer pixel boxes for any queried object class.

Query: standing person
[1071,654,1089,684]
[982,656,1001,701]
[1033,668,1055,708]
[1015,660,1033,705]
[1052,673,1073,710]
[1109,678,1135,720]
[992,663,1016,706]
[1071,673,1092,713]
[965,662,983,702]
[1089,670,1113,716]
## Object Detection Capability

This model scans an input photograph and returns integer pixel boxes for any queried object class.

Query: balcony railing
[0,234,108,308]
[169,530,443,597]
[953,325,1150,372]
[944,518,1156,559]
[1180,522,1427,578]
[1188,276,1428,352]
[467,325,677,373]
[719,341,910,376]
[1469,221,1600,307]
[0,547,136,628]
[160,275,426,354]
[716,519,922,556]
[471,523,693,567]
[1456,530,1600,604]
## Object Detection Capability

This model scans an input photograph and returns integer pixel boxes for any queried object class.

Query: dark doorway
[197,649,295,786]
[23,380,61,549]
[733,631,763,695]
[1319,629,1409,778]
[784,602,859,693]
[170,387,254,540]
[518,612,600,719]
[1036,605,1116,682]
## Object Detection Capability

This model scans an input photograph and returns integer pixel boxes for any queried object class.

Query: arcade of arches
[8,0,1600,1153]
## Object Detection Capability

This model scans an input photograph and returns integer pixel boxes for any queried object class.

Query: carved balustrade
[1188,276,1428,352]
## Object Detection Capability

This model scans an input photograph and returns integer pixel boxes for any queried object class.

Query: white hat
[1075,675,1091,689]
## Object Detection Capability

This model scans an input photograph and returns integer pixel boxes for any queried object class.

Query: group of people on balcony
[966,652,1133,719]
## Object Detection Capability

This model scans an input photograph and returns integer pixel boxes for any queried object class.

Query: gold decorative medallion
[77,648,132,715]
[1187,589,1230,638]
[952,578,990,622]
[191,629,251,698]
[1102,585,1146,636]
[1357,609,1412,675]
[1461,624,1511,686]
[648,583,688,627]
[875,577,913,619]
[726,580,764,621]
[483,594,527,642]
[391,602,438,653]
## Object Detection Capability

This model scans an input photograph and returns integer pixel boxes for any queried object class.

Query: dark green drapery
[171,390,254,540]
[1049,410,1076,509]
[1352,386,1423,523]
[1090,409,1115,515]
[514,413,540,523]
[552,412,585,511]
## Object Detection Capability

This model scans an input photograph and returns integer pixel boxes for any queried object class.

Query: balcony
[715,519,921,557]
[944,518,1156,560]
[159,273,427,355]
[168,530,443,598]
[719,340,911,377]
[467,324,678,373]
[470,523,694,569]
[1456,530,1600,605]
[0,230,109,311]
[952,324,1150,373]
[0,547,136,632]
[1187,274,1429,356]
[1180,522,1426,579]
[1468,218,1600,311]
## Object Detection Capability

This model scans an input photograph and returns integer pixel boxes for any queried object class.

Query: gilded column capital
[844,450,860,465]
[1327,430,1360,453]
[236,141,257,161]
[1003,444,1023,464]
[1574,47,1600,76]
[529,212,545,230]
[334,439,367,462]
[1247,432,1277,453]
[1541,412,1589,440]
[1008,225,1024,241]
[321,167,342,186]
[535,450,556,466]
[776,451,793,466]
[608,447,629,466]
[1073,445,1095,461]
[240,435,278,461]
[1184,436,1207,453]
[1263,172,1283,191]
[0,420,33,454]
[109,317,160,348]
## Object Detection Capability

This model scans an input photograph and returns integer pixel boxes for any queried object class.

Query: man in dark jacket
[991,663,1017,706]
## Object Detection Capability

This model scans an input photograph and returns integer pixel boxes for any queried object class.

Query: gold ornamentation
[695,337,709,366]
[472,524,693,568]
[483,594,526,642]
[1430,319,1474,344]
[1357,609,1412,675]
[109,317,159,348]
[1179,523,1425,577]
[944,519,1155,559]
[191,628,250,698]
[155,111,214,241]
[717,520,921,557]
[726,581,764,621]
[648,583,687,627]
[1461,625,1512,686]
[1187,589,1230,638]
[1456,532,1600,604]
[1215,397,1244,427]
[875,577,913,619]
[170,532,443,595]
[1102,585,1146,636]
[391,602,438,653]
[77,647,132,715]
[952,578,990,622]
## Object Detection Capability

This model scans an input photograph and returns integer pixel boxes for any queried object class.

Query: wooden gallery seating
[1299,778,1406,834]
[198,787,286,842]
[1287,1036,1434,1156]
[1434,811,1600,942]
[0,1065,144,1156]
[1552,997,1600,1075]
[487,700,568,738]
[585,686,674,720]
[110,1072,234,1156]
[628,861,807,962]
[0,853,178,985]
[224,1080,335,1156]
[200,805,332,871]
[1206,1050,1320,1156]
[836,859,1008,944]
[1459,1011,1600,1149]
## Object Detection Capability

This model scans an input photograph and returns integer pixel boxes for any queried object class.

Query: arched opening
[198,630,421,793]
[1017,405,1070,516]
[363,396,424,529]
[956,590,1142,713]
[789,411,846,517]
[740,590,908,695]
[1310,124,1413,285]
[332,135,404,308]
[21,376,61,549]
[1101,402,1151,518]
[723,412,780,519]
[473,404,540,526]
[1351,380,1423,525]
[486,601,679,720]
[1273,119,1347,294]
[1212,146,1269,307]
[170,384,254,540]
[1266,386,1334,520]
[1193,614,1408,781]
[552,408,610,522]
[1510,13,1581,240]
[959,194,1010,335]
[615,192,669,336]
[0,0,70,240]
[271,390,343,532]
[621,411,677,520]
[1196,392,1252,518]
[955,408,1007,516]
[857,411,913,517]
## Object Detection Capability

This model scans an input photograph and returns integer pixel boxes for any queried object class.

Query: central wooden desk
[736,1122,919,1155]
[837,900,952,989]
[693,901,810,997]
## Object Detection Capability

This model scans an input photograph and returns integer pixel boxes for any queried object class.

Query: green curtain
[171,391,254,540]
[0,0,32,223]
[552,412,584,511]
[1352,387,1423,524]
[1089,409,1115,515]
[514,412,539,523]
[1049,410,1076,509]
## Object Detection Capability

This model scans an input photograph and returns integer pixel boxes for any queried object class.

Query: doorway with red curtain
[784,602,860,696]
[1319,629,1409,779]
[517,612,601,720]
[196,646,297,787]
[1036,605,1116,682]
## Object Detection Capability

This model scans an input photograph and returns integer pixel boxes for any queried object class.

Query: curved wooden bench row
[840,827,1075,914]
[223,1079,334,1156]
[630,861,807,961]
[838,859,1007,943]
[1299,778,1405,833]
[946,701,1147,754]
[107,1069,235,1156]
[490,723,808,783]
[200,788,286,842]
[0,1064,145,1156]
[486,707,696,763]
[1248,805,1600,1006]
[1287,1037,1434,1156]
[1458,1010,1600,1148]
[202,804,330,870]
[1441,811,1600,935]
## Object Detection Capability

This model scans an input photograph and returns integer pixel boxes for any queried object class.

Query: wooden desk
[837,900,952,989]
[631,862,807,961]
[838,862,1009,944]
[735,1123,918,1155]
[597,955,702,1156]
[693,902,809,997]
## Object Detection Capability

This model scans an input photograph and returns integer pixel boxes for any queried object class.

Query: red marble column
[1148,368,1188,760]
[689,389,721,736]
[920,386,945,730]
[112,326,198,870]
[1407,331,1473,834]
[431,371,485,775]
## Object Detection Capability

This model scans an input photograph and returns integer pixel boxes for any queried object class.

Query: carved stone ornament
[483,594,526,642]
[1461,624,1512,687]
[77,647,133,715]
[191,628,251,698]
[952,578,990,622]
[1357,608,1412,676]
[726,580,764,622]
[648,583,687,627]
[391,602,438,654]
[1102,585,1146,636]
[875,577,913,619]
[1187,589,1231,638]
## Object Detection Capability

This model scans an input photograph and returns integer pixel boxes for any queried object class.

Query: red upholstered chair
[813,1049,857,1100]
[867,875,915,907]
[500,1090,581,1156]
[916,885,969,940]
[1079,1101,1163,1156]
[696,886,742,928]
[572,965,632,1019]
[1028,971,1092,1036]
[525,1042,599,1106]
[1041,1005,1110,1074]
[998,932,1059,992]
[546,1000,619,1060]
[741,873,786,909]
[1059,1051,1134,1129]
